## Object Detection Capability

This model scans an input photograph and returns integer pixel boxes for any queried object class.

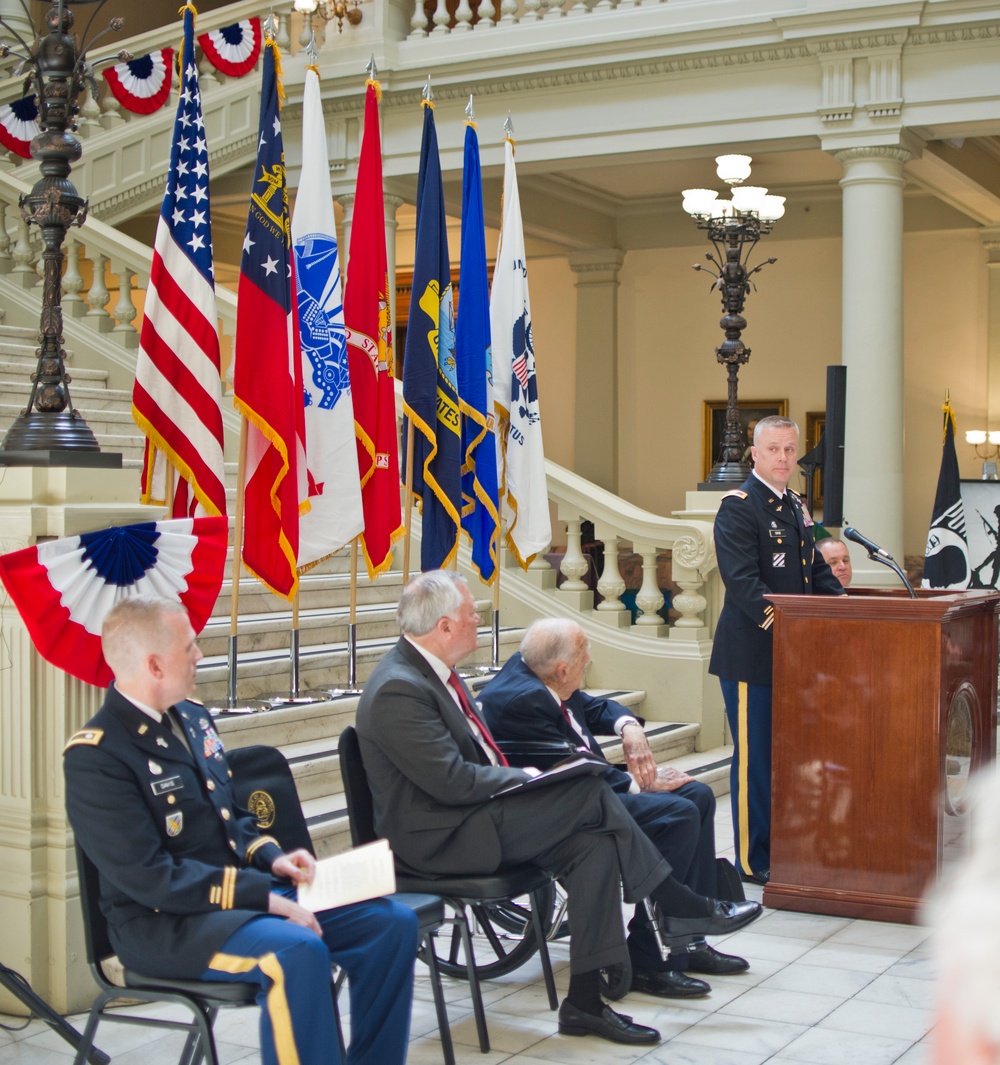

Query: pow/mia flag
[922,397,970,589]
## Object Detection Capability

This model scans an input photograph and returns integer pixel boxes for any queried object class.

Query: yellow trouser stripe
[207,951,301,1065]
[737,681,751,874]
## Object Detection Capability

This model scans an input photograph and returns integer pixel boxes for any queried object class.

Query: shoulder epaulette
[722,489,748,500]
[63,728,104,752]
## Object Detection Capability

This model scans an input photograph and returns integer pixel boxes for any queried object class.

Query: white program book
[297,838,397,912]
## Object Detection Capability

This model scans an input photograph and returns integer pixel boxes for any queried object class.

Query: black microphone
[843,526,894,561]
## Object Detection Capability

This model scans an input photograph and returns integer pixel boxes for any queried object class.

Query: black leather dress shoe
[558,1000,660,1044]
[657,899,762,939]
[631,968,710,998]
[740,869,770,886]
[686,944,750,975]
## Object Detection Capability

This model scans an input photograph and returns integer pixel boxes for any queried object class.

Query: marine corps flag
[344,69,403,579]
[233,37,308,600]
[402,95,461,572]
[456,114,500,584]
[922,394,970,589]
[490,127,551,568]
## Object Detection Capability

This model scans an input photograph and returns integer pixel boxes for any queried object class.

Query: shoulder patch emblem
[722,490,748,500]
[63,729,104,752]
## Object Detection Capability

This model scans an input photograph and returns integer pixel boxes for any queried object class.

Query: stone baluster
[11,218,34,282]
[595,535,627,614]
[432,0,451,32]
[77,86,102,138]
[299,11,314,47]
[198,51,221,90]
[99,90,125,130]
[633,542,666,629]
[276,10,292,50]
[565,0,588,15]
[0,200,11,273]
[61,235,86,315]
[110,261,139,346]
[476,0,496,28]
[85,251,113,331]
[559,518,590,591]
[522,0,542,20]
[454,0,473,29]
[669,535,710,635]
[410,0,429,38]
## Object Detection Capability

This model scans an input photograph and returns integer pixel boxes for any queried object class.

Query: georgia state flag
[0,517,227,687]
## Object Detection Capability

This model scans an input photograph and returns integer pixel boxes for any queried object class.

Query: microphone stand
[864,550,918,599]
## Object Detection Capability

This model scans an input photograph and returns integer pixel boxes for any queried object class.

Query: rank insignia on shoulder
[722,490,748,500]
[64,729,104,751]
[165,812,183,837]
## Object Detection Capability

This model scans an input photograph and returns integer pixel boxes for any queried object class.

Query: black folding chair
[338,726,559,1055]
[227,743,455,1065]
[72,843,258,1065]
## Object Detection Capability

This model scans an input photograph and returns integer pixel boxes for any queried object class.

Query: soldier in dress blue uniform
[63,596,417,1065]
[709,416,845,885]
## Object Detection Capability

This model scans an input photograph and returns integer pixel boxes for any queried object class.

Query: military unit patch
[772,553,786,568]
[165,812,183,837]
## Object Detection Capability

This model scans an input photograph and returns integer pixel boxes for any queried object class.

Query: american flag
[511,352,530,391]
[133,6,226,518]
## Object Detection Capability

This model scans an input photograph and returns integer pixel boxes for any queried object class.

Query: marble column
[568,248,625,493]
[384,192,404,346]
[982,227,1000,427]
[835,146,910,571]
[0,0,34,49]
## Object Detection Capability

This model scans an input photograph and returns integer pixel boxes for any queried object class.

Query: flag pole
[262,587,334,705]
[207,419,271,715]
[342,535,362,693]
[164,463,175,516]
[402,417,415,584]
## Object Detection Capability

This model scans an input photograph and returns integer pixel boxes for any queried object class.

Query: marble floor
[0,805,938,1065]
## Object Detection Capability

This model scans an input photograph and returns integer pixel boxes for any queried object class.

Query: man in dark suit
[710,416,845,885]
[356,570,762,1045]
[63,596,418,1065]
[479,618,750,998]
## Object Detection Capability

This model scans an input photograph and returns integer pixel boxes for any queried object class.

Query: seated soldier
[480,618,751,998]
[64,595,418,1065]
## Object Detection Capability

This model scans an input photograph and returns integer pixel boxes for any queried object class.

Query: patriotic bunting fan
[0,94,39,159]
[198,18,261,78]
[104,49,174,114]
[0,516,228,688]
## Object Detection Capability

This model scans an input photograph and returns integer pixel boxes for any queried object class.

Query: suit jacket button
[221,808,230,821]
[207,780,216,791]
[229,839,238,851]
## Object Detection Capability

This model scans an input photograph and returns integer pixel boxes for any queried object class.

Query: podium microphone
[843,527,895,561]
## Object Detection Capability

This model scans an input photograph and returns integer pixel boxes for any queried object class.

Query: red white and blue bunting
[0,94,39,158]
[197,17,261,79]
[0,516,228,688]
[103,48,174,115]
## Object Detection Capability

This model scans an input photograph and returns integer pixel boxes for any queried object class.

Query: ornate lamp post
[0,0,126,465]
[683,155,785,489]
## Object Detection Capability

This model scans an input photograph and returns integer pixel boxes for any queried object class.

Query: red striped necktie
[448,670,509,767]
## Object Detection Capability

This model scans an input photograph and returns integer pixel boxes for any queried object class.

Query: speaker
[823,365,847,527]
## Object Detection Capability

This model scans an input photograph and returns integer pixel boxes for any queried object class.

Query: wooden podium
[763,589,999,924]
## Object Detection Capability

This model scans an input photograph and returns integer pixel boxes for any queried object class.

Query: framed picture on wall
[960,480,1000,588]
[703,399,788,482]
[805,411,826,507]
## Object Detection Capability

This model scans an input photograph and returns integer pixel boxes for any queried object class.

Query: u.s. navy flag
[233,38,307,600]
[490,132,550,568]
[402,98,461,572]
[344,73,403,579]
[923,395,970,589]
[457,119,500,584]
[291,65,364,570]
[133,6,226,519]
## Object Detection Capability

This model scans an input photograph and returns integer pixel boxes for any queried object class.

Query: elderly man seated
[479,617,751,998]
[356,571,761,1044]
[817,537,853,588]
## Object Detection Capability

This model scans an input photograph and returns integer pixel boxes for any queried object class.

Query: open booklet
[296,838,397,913]
[490,753,606,798]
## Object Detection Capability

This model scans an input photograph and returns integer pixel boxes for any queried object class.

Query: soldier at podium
[709,416,845,885]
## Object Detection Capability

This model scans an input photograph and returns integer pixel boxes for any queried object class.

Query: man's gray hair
[520,618,585,683]
[397,570,469,636]
[102,596,187,679]
[753,415,799,444]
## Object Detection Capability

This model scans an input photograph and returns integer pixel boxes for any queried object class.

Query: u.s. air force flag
[922,395,970,589]
[490,129,550,568]
[291,65,364,569]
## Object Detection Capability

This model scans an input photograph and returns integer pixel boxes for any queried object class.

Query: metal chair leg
[421,930,455,1065]
[530,888,558,1010]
